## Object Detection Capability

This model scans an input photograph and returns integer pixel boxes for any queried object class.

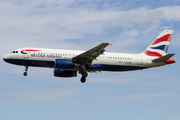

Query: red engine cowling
[54,68,77,77]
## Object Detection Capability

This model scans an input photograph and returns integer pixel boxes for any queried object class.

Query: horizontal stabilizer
[152,54,175,62]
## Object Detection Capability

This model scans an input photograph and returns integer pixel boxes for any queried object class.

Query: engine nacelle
[55,59,79,69]
[54,68,77,77]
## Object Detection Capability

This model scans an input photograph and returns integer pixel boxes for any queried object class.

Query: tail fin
[143,30,173,57]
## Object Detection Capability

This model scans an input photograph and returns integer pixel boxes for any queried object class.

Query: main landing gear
[23,66,28,76]
[80,71,88,83]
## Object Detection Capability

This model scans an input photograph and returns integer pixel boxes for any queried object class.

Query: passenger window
[16,51,18,53]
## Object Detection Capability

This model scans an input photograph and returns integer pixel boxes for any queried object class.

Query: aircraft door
[137,55,143,65]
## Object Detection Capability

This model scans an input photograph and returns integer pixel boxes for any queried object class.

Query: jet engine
[55,59,79,69]
[54,68,77,77]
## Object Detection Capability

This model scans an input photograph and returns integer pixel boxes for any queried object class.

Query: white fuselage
[3,47,166,72]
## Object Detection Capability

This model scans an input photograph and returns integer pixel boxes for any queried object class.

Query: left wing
[72,42,112,67]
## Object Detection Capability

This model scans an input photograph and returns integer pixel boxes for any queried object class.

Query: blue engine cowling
[55,59,79,69]
[54,68,77,77]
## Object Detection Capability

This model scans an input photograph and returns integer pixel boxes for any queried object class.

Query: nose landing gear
[23,66,28,76]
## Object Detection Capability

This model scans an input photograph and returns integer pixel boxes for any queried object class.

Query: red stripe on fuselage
[23,49,41,52]
[144,50,162,57]
[151,34,172,45]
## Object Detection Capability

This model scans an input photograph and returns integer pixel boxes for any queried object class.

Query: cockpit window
[11,51,18,53]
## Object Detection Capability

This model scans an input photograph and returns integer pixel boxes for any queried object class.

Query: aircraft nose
[3,55,8,62]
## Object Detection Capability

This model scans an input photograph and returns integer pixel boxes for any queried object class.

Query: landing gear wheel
[81,77,86,83]
[82,71,88,77]
[23,72,27,76]
[23,66,28,76]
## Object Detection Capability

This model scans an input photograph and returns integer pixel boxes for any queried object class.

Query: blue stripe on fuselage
[3,59,54,68]
[100,64,145,71]
[3,59,146,71]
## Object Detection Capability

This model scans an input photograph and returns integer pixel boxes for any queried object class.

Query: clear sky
[0,0,180,120]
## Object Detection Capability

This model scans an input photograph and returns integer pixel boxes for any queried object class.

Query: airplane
[3,30,175,83]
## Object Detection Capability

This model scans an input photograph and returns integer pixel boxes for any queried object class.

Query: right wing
[72,42,112,67]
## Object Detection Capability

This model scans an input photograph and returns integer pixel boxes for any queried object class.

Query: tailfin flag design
[143,30,173,57]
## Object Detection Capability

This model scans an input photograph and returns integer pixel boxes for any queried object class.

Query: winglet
[109,41,113,46]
